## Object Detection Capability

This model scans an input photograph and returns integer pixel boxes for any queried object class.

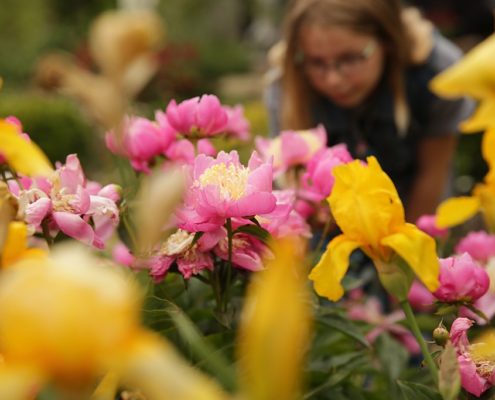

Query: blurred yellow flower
[436,129,495,232]
[237,237,312,400]
[430,34,495,127]
[0,244,228,399]
[1,221,46,268]
[309,157,439,301]
[0,119,53,177]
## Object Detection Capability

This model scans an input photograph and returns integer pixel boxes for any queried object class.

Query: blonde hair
[280,0,413,134]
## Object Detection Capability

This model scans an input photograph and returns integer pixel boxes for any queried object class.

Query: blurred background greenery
[0,0,489,191]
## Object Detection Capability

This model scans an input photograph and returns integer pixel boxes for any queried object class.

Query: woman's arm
[406,134,457,223]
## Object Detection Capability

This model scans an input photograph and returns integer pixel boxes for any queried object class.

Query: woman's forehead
[299,25,375,57]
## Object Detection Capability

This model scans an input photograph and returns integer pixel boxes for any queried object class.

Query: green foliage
[0,92,104,173]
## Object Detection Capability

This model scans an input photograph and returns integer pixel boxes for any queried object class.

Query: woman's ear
[401,7,434,64]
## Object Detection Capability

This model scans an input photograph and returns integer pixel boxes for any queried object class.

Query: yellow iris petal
[381,223,440,291]
[460,98,495,133]
[309,235,361,301]
[329,156,404,249]
[429,34,495,100]
[238,238,312,400]
[482,128,495,172]
[436,196,481,228]
[0,120,53,177]
[474,183,495,233]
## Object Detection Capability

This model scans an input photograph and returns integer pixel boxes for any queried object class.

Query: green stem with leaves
[400,299,438,385]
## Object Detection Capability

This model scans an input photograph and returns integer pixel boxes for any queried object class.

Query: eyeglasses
[299,41,377,78]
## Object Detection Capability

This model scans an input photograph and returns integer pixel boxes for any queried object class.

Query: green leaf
[376,333,409,381]
[439,342,461,400]
[234,223,271,242]
[397,381,442,400]
[164,301,236,391]
[318,316,370,348]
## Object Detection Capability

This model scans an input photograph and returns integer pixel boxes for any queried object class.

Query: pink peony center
[197,163,249,200]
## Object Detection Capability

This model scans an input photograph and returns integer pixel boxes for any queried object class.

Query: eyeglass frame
[296,40,378,78]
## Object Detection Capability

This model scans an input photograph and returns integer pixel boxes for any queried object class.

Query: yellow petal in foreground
[0,244,142,388]
[119,332,228,400]
[309,235,361,301]
[0,364,44,400]
[474,182,495,233]
[460,98,495,133]
[436,196,481,228]
[429,34,495,100]
[238,238,312,400]
[482,128,495,174]
[1,221,46,268]
[0,120,53,177]
[381,223,439,291]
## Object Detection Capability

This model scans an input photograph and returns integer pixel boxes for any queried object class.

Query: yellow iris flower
[436,129,495,232]
[429,34,495,134]
[237,238,312,400]
[309,157,439,301]
[0,119,53,177]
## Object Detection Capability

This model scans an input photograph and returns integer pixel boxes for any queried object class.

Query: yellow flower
[436,129,495,232]
[309,157,439,301]
[1,221,46,268]
[429,34,495,133]
[237,238,312,400]
[0,119,53,177]
[0,244,228,399]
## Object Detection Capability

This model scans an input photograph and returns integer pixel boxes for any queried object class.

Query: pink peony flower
[416,214,449,239]
[11,154,120,249]
[347,297,420,354]
[148,229,215,281]
[407,280,435,312]
[165,138,217,165]
[223,104,250,141]
[165,94,228,137]
[105,115,175,173]
[299,144,353,203]
[450,318,495,397]
[255,125,327,176]
[456,231,495,264]
[112,242,135,267]
[257,190,311,238]
[176,150,276,232]
[212,225,271,272]
[433,253,490,303]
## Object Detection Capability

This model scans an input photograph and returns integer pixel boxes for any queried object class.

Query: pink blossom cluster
[105,95,250,173]
[256,125,353,219]
[125,149,311,281]
[9,154,120,249]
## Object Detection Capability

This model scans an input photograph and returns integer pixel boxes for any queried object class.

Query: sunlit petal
[381,223,440,291]
[0,120,53,177]
[329,157,404,248]
[238,238,312,400]
[309,235,361,301]
[436,196,481,228]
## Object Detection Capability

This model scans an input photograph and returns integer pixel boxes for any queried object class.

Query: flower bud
[433,323,449,347]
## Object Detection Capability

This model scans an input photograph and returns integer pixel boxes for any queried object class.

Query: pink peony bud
[433,253,490,303]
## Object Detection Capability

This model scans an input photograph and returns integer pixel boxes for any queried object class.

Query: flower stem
[222,218,234,312]
[400,299,438,385]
